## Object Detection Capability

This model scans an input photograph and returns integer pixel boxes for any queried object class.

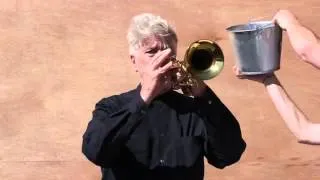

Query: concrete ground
[1,0,320,179]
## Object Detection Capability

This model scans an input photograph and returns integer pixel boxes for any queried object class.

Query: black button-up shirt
[82,85,246,180]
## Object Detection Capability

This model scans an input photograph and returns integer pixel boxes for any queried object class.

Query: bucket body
[226,21,283,75]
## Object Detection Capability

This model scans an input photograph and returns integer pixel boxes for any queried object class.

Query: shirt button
[208,100,212,104]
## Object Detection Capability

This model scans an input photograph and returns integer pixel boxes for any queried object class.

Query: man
[233,10,320,145]
[82,13,246,180]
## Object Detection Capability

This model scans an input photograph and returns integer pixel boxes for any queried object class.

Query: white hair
[127,13,178,55]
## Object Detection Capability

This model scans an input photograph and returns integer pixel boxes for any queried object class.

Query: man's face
[130,35,177,74]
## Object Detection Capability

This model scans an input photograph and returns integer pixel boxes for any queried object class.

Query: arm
[285,22,320,68]
[82,92,148,167]
[264,75,320,145]
[82,47,176,167]
[194,84,246,169]
[273,10,320,68]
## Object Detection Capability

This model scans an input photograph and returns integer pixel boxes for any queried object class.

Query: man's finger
[152,49,172,69]
[151,49,166,64]
[157,61,174,74]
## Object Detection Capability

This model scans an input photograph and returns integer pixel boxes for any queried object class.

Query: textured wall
[1,0,320,179]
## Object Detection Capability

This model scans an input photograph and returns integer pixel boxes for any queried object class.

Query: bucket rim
[226,20,276,33]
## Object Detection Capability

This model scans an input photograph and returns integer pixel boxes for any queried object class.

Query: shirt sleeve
[82,91,148,168]
[195,86,246,169]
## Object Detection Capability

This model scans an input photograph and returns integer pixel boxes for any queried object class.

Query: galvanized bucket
[226,21,283,75]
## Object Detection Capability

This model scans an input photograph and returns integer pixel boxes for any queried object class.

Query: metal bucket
[226,21,283,75]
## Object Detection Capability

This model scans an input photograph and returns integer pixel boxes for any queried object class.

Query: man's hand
[180,79,207,97]
[138,48,177,104]
[272,10,300,31]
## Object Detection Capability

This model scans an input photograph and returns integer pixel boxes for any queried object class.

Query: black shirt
[82,85,246,180]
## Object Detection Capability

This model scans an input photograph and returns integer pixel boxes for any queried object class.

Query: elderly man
[82,13,246,180]
[233,10,320,145]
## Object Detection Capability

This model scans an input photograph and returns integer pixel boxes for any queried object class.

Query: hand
[232,66,273,83]
[272,9,300,31]
[138,48,177,104]
[180,79,207,97]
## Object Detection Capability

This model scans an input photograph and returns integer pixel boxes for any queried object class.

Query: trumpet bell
[185,40,224,80]
[170,39,224,91]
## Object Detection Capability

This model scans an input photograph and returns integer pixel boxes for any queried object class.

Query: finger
[159,75,174,91]
[157,61,176,74]
[232,66,248,79]
[155,50,172,69]
[152,48,172,69]
[232,66,237,74]
[151,49,166,64]
[232,65,242,76]
[151,48,171,62]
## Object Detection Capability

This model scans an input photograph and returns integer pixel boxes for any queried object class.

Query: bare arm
[273,10,320,69]
[286,22,320,69]
[264,75,320,145]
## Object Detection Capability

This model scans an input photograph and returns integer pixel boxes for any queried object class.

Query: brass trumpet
[170,39,224,90]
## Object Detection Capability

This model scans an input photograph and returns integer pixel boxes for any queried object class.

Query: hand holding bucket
[226,20,283,75]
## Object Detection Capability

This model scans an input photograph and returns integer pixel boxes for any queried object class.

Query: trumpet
[169,39,224,90]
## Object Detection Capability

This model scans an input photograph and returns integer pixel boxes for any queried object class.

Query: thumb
[232,66,242,76]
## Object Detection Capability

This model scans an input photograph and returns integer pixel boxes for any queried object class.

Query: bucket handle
[248,15,269,22]
[246,16,275,36]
